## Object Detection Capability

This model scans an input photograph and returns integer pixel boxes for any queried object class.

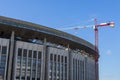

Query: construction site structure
[60,19,114,80]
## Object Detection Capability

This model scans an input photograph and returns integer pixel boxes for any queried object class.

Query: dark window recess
[16,77,20,79]
[23,49,27,57]
[38,51,42,59]
[65,56,67,63]
[2,46,7,54]
[61,56,63,62]
[58,55,60,62]
[54,54,56,61]
[0,45,1,52]
[37,78,40,80]
[33,51,37,58]
[27,77,30,80]
[21,77,25,79]
[28,50,32,58]
[18,48,22,56]
[50,54,53,61]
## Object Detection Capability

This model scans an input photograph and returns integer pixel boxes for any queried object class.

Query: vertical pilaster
[84,57,87,80]
[42,37,47,80]
[62,53,64,80]
[59,54,61,80]
[66,44,69,80]
[30,49,33,80]
[25,48,29,80]
[7,31,15,80]
[56,53,58,80]
[69,50,73,80]
[35,50,38,80]
[20,44,24,80]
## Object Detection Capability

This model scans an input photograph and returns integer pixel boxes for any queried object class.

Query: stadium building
[0,16,99,80]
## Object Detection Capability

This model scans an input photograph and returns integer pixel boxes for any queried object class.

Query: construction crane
[59,19,114,52]
[93,19,114,80]
[59,19,114,80]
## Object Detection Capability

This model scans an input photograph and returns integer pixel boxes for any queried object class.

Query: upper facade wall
[0,16,97,55]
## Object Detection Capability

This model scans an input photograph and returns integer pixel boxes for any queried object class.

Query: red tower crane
[59,19,114,80]
[93,19,114,80]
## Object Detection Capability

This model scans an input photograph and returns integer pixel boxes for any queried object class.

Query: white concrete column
[41,38,46,80]
[7,31,15,80]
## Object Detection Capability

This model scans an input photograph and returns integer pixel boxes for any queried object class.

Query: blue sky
[0,0,120,80]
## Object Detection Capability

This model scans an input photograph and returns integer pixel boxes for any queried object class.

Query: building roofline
[0,16,97,53]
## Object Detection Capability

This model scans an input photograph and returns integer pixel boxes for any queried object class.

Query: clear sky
[0,0,120,80]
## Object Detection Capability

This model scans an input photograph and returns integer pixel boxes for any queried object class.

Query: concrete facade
[0,16,99,80]
[0,38,9,80]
